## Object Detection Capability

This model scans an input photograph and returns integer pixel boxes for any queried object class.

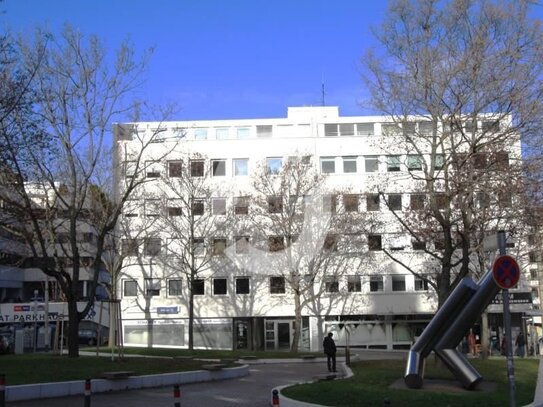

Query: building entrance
[264,319,293,350]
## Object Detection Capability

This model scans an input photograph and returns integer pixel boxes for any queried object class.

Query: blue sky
[1,0,387,120]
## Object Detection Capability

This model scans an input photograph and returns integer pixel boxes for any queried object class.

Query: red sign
[492,255,520,289]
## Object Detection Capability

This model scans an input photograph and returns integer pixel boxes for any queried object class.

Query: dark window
[146,161,161,178]
[387,156,401,172]
[343,157,357,173]
[392,275,406,292]
[410,194,425,211]
[234,196,249,215]
[435,193,447,210]
[270,277,285,294]
[482,120,500,133]
[145,278,160,297]
[123,280,138,297]
[365,156,379,172]
[236,277,250,294]
[472,153,487,170]
[415,277,429,291]
[168,279,182,296]
[347,276,361,292]
[213,278,227,295]
[407,155,423,171]
[368,235,382,251]
[212,159,226,176]
[144,238,161,256]
[121,239,139,256]
[190,160,204,177]
[412,240,426,251]
[268,236,285,252]
[370,275,383,292]
[168,161,183,177]
[321,157,336,174]
[494,151,509,170]
[339,123,355,136]
[324,277,339,293]
[323,234,338,252]
[344,195,359,212]
[388,194,402,211]
[257,125,273,138]
[367,194,380,211]
[268,196,283,213]
[192,199,204,216]
[324,123,338,137]
[192,279,205,295]
[357,123,374,136]
[168,206,182,217]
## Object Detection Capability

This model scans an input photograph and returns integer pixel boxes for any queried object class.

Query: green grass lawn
[0,347,323,385]
[282,358,539,407]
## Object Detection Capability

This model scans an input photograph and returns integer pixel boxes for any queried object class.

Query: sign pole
[498,231,516,407]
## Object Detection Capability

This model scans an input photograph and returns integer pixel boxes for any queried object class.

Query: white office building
[114,106,536,352]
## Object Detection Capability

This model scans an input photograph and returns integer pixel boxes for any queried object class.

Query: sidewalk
[525,356,543,407]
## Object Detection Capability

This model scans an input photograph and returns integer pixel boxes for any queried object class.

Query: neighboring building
[114,106,534,352]
[0,182,110,352]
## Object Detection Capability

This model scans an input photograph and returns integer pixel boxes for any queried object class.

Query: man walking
[323,332,337,372]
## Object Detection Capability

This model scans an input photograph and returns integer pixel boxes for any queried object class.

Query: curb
[270,362,353,407]
[5,364,249,402]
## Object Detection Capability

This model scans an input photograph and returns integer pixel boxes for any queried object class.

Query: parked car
[78,329,107,346]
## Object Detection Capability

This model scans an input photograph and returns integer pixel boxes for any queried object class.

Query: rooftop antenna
[321,79,326,106]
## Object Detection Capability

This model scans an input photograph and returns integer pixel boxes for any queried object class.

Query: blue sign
[157,307,178,314]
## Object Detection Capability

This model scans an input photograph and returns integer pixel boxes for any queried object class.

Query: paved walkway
[7,361,331,407]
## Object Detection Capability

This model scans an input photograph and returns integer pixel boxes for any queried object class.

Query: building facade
[115,106,536,352]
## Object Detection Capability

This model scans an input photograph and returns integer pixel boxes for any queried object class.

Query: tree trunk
[290,292,302,353]
[188,273,194,350]
[67,299,79,358]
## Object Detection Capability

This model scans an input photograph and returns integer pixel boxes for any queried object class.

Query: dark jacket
[323,335,336,355]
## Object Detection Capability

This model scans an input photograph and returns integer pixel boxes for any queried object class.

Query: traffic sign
[492,255,520,289]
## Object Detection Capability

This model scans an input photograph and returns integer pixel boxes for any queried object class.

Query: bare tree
[364,0,543,307]
[0,26,174,357]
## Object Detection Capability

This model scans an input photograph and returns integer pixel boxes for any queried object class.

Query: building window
[268,236,285,252]
[324,124,338,137]
[270,276,286,294]
[344,194,359,212]
[324,277,339,293]
[412,240,426,251]
[213,278,227,295]
[121,239,139,256]
[168,279,182,296]
[387,155,401,172]
[168,161,183,178]
[146,160,161,178]
[235,236,250,254]
[167,199,182,217]
[368,234,382,251]
[123,280,138,297]
[266,157,283,174]
[216,128,229,140]
[323,195,337,213]
[370,275,384,292]
[145,278,160,297]
[339,123,355,136]
[410,194,425,211]
[123,160,136,179]
[357,123,374,136]
[192,238,205,257]
[144,238,161,256]
[343,156,357,173]
[192,199,204,216]
[347,275,361,292]
[212,198,227,215]
[434,154,444,170]
[194,128,207,140]
[415,277,429,291]
[367,194,380,211]
[530,269,538,280]
[407,155,423,171]
[323,234,338,252]
[382,123,400,136]
[190,160,205,177]
[435,193,447,210]
[498,191,512,208]
[236,277,250,294]
[495,151,509,170]
[236,127,250,139]
[268,196,283,213]
[212,238,227,256]
[532,287,539,300]
[234,196,249,215]
[144,199,160,217]
[123,200,139,218]
[192,279,205,295]
[320,157,336,174]
[212,159,226,176]
[388,194,402,211]
[256,125,273,137]
[365,156,379,172]
[233,158,249,176]
[392,275,406,292]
